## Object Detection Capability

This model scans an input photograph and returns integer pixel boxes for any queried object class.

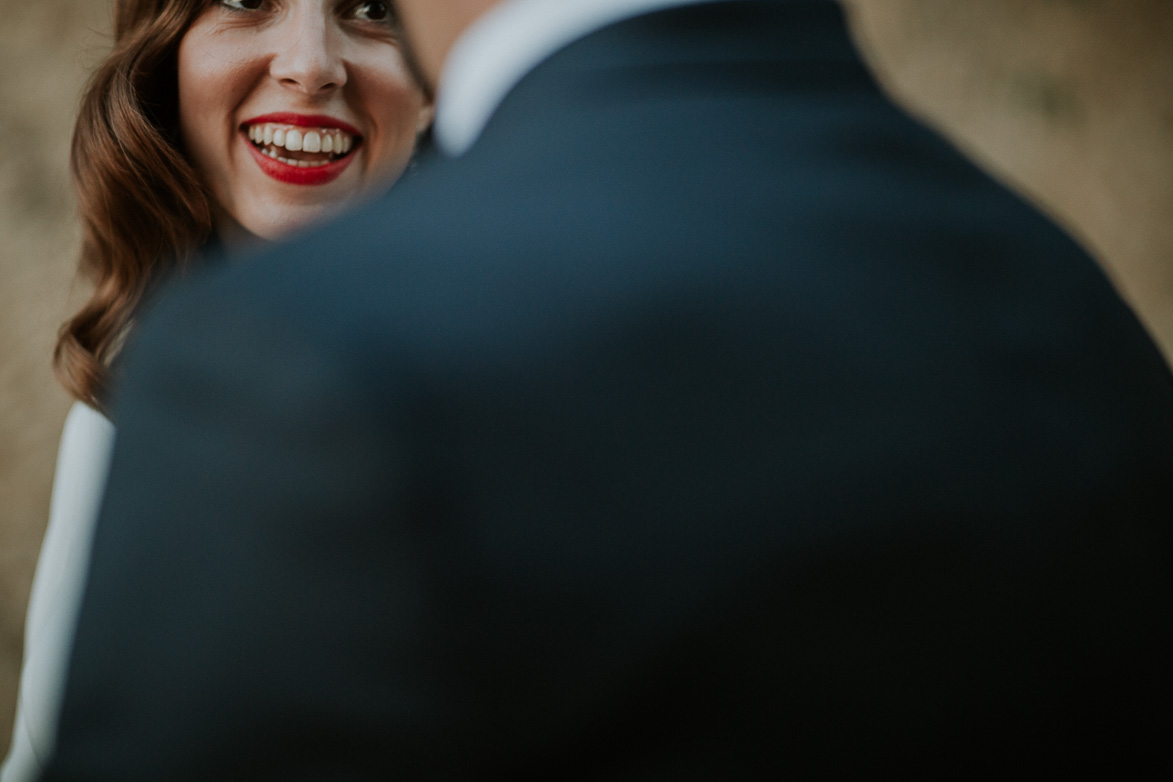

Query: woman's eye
[220,0,264,10]
[350,1,393,22]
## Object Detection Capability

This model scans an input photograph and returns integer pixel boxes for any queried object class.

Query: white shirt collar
[433,0,722,156]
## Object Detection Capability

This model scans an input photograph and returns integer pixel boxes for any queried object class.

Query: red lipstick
[244,138,355,186]
[242,112,361,136]
[241,113,362,186]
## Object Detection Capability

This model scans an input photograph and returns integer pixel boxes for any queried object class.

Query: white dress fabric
[2,403,115,782]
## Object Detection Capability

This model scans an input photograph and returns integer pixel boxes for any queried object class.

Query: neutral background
[1,0,1170,756]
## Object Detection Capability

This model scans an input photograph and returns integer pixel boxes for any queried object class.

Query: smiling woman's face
[178,0,431,241]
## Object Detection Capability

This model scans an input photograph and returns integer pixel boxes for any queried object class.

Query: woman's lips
[240,113,363,186]
[243,112,361,135]
[244,131,357,186]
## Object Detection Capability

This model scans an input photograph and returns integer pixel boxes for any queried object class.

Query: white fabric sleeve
[1,403,115,782]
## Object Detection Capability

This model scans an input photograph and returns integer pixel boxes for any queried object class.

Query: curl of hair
[55,0,215,414]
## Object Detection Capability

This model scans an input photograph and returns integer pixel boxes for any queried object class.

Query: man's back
[46,1,1173,778]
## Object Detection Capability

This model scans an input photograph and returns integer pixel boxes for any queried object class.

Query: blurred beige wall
[0,0,112,755]
[845,0,1173,356]
[0,0,1170,758]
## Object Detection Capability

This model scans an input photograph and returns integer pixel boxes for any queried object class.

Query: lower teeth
[259,144,338,167]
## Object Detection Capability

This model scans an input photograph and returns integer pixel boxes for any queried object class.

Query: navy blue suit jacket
[44,1,1173,778]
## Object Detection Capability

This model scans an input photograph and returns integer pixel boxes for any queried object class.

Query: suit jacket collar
[433,0,731,156]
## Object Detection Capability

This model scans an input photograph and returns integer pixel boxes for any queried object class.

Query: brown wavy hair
[55,0,216,414]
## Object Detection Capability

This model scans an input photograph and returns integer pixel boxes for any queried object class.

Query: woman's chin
[226,200,352,244]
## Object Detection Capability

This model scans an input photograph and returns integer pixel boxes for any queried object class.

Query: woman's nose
[268,8,347,95]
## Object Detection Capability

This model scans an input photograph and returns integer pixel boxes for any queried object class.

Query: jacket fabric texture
[43,1,1173,777]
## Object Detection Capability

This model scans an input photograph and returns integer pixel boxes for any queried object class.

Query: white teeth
[262,147,330,168]
[245,122,358,165]
[276,157,328,168]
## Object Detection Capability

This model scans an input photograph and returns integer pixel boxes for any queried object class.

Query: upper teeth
[247,123,354,155]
